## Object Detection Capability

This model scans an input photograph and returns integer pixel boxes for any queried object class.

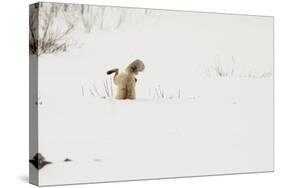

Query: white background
[0,0,279,187]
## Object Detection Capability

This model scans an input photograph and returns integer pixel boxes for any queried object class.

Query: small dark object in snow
[93,159,102,162]
[64,158,72,162]
[29,153,52,170]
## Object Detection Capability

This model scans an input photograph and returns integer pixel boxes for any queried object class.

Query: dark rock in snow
[29,153,52,170]
[64,158,72,162]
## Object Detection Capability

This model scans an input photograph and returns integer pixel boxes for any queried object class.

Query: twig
[178,89,181,99]
[92,82,101,97]
[81,85,85,96]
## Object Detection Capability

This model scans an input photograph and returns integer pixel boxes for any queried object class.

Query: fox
[107,59,145,100]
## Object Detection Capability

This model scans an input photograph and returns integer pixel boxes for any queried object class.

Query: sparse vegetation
[204,56,236,77]
[30,3,74,55]
[88,78,114,98]
[83,81,182,100]
[203,56,272,79]
[30,3,160,55]
[151,85,182,99]
[241,71,273,79]
[214,64,229,77]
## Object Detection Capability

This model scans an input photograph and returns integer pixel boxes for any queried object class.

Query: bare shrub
[230,56,236,76]
[214,64,229,77]
[81,5,97,33]
[260,72,273,78]
[103,78,113,97]
[115,9,127,29]
[30,3,161,54]
[89,78,113,98]
[29,3,74,55]
[241,71,273,79]
[39,8,74,54]
[96,7,106,30]
[152,85,181,99]
[204,56,236,77]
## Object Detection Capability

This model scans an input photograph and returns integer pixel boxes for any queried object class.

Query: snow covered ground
[34,4,273,186]
[37,79,273,185]
[37,68,273,185]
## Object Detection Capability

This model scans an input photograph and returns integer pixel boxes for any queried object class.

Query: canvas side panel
[29,3,39,186]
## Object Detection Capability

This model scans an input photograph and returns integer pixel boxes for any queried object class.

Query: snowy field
[37,80,273,185]
[31,3,273,186]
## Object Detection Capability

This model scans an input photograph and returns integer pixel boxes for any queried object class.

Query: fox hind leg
[115,87,127,99]
[126,87,136,100]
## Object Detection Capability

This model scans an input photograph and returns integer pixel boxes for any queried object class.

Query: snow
[37,79,273,185]
[35,4,273,186]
